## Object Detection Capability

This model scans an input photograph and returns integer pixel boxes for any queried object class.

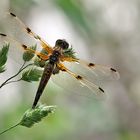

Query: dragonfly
[0,12,120,109]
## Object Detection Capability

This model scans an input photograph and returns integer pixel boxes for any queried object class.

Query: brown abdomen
[32,63,55,108]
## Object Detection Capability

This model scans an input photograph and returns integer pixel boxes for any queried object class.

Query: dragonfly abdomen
[32,63,55,108]
[32,51,61,108]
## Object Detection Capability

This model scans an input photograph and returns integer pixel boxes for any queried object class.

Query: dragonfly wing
[0,12,35,45]
[62,61,100,85]
[76,60,120,81]
[0,12,53,53]
[60,60,120,88]
[0,33,28,64]
[0,33,47,65]
[51,69,106,100]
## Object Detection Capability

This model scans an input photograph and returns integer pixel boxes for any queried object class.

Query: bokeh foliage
[0,0,140,140]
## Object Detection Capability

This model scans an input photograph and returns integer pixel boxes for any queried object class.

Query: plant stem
[0,122,20,136]
[0,62,33,88]
[4,78,22,85]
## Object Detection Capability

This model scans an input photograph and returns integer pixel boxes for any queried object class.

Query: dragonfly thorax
[49,50,60,64]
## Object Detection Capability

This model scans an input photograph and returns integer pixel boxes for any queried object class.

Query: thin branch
[0,62,34,88]
[0,122,20,136]
[4,78,22,85]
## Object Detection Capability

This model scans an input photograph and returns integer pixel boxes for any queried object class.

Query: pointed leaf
[0,43,9,67]
[21,67,43,82]
[20,105,56,127]
[23,44,37,62]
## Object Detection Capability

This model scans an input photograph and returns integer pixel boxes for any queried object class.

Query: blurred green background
[0,0,140,140]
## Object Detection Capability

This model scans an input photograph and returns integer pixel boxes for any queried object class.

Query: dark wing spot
[26,27,31,33]
[61,69,66,72]
[22,44,27,49]
[88,63,95,67]
[110,68,117,72]
[76,75,83,80]
[10,12,16,17]
[99,87,104,93]
[37,55,41,58]
[34,35,41,40]
[0,33,7,36]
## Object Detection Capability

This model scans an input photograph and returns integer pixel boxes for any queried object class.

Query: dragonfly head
[55,39,69,50]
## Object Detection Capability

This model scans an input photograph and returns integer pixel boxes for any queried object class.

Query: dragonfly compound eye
[55,39,69,50]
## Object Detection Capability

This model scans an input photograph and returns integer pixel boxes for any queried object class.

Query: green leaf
[33,48,49,67]
[55,0,92,36]
[0,43,9,72]
[0,104,56,135]
[21,67,43,82]
[33,57,46,68]
[0,66,6,73]
[63,47,77,59]
[23,44,37,61]
[20,105,56,128]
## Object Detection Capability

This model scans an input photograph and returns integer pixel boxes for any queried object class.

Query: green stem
[4,78,22,85]
[0,122,20,136]
[0,62,26,88]
[0,63,33,88]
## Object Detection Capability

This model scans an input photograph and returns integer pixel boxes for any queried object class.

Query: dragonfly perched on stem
[0,12,120,109]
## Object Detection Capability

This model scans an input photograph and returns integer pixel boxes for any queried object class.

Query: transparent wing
[0,33,28,64]
[0,33,48,65]
[78,60,120,80]
[0,12,35,46]
[59,60,120,87]
[0,12,53,53]
[51,58,120,100]
[51,65,106,100]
